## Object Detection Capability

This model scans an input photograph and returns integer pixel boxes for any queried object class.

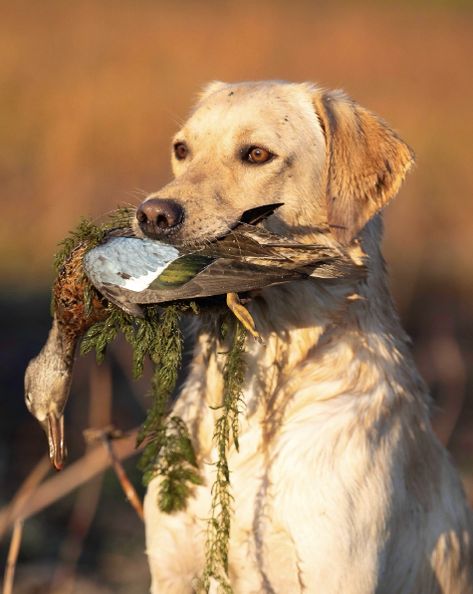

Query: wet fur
[140,81,473,593]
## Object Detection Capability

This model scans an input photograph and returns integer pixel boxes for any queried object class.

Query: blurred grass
[1,0,472,305]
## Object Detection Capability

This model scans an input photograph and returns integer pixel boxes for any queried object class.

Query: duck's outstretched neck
[47,314,77,366]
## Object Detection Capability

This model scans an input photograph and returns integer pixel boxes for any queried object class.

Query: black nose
[136,198,184,239]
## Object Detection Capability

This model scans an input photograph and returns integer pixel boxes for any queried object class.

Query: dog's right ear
[313,89,415,244]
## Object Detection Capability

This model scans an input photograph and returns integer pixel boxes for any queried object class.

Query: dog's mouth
[141,219,185,241]
[236,203,284,226]
[135,202,284,247]
[209,202,284,240]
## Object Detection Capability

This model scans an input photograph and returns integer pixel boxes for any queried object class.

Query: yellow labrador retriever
[136,81,473,593]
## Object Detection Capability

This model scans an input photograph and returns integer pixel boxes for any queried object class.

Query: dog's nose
[136,198,184,238]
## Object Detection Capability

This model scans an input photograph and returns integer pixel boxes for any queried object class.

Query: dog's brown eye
[243,146,274,165]
[174,142,189,160]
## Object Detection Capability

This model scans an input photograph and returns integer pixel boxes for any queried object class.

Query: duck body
[54,243,109,335]
[83,205,363,317]
[25,202,365,469]
[83,235,305,315]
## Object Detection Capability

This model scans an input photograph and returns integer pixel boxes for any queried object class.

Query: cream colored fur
[139,81,473,593]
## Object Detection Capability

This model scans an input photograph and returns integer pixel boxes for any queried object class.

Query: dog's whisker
[127,188,151,201]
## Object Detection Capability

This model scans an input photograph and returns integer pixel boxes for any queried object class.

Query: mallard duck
[84,203,364,338]
[25,202,365,469]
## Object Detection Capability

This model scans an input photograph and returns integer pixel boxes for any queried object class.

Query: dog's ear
[313,89,415,244]
[198,81,227,102]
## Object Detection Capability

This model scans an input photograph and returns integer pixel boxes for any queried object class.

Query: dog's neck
[181,222,429,456]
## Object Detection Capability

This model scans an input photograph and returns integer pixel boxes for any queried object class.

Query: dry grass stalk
[0,428,142,540]
[84,425,144,521]
[2,520,23,594]
[1,457,50,593]
[0,456,50,537]
[102,432,144,521]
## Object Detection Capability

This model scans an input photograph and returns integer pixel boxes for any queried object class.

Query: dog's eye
[174,142,189,161]
[242,146,274,165]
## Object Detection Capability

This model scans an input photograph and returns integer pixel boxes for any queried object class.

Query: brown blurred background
[1,1,472,592]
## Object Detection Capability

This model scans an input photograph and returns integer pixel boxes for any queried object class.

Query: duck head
[24,318,74,470]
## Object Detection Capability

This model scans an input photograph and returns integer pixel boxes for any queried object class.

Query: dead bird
[25,203,365,469]
[25,243,108,470]
[84,203,365,339]
[24,315,73,471]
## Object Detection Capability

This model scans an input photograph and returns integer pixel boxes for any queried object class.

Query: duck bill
[45,412,67,470]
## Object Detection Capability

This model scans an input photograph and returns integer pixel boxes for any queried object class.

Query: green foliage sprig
[55,209,202,513]
[136,305,202,513]
[80,305,133,364]
[80,301,202,513]
[199,321,247,593]
[55,210,250,591]
[53,207,135,273]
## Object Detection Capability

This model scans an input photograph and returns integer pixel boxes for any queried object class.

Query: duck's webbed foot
[226,292,262,343]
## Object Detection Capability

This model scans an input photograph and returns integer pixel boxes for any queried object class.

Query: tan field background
[1,1,472,592]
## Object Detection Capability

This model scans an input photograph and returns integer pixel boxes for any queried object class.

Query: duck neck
[45,315,77,367]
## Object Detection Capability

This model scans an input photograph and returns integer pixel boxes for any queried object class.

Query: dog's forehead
[178,82,321,146]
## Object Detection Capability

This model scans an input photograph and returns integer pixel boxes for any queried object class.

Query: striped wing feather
[100,254,365,309]
[104,260,305,305]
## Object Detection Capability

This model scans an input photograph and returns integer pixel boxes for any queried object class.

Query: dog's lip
[139,202,284,247]
[157,222,239,249]
[215,202,285,238]
[139,220,184,241]
[165,226,233,248]
[233,202,284,226]
[155,220,184,236]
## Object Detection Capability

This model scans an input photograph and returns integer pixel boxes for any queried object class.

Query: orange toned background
[1,1,472,592]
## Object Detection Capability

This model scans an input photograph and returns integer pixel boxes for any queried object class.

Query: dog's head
[135,81,414,248]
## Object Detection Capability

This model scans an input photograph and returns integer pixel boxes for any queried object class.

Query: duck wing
[100,258,305,307]
[84,203,365,313]
[199,225,365,280]
[96,248,364,308]
[83,237,213,314]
